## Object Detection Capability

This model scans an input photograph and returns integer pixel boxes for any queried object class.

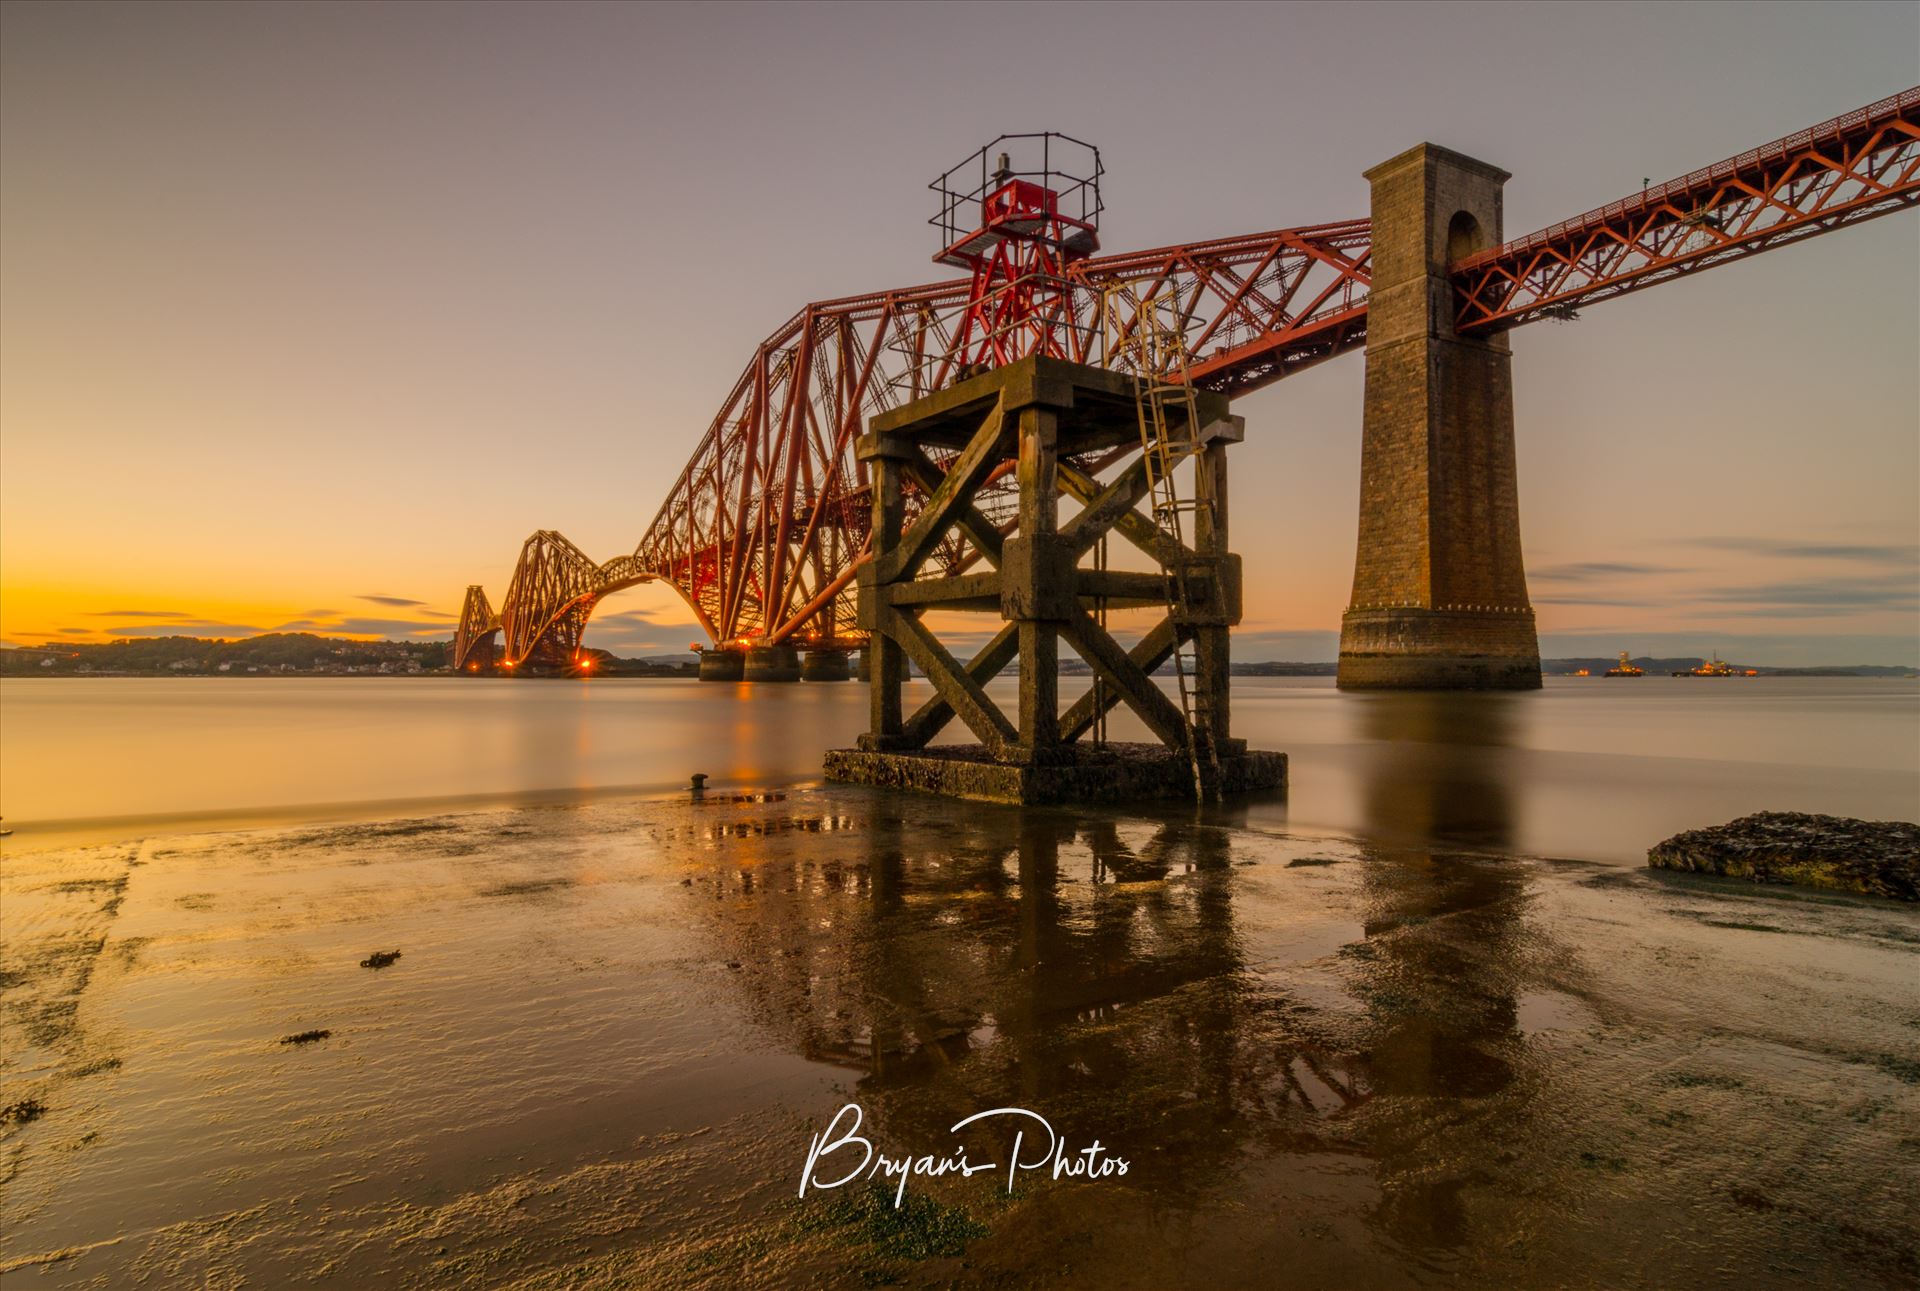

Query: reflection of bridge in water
[680,695,1555,1271]
[453,92,1919,682]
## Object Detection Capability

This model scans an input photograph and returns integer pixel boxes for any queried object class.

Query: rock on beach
[1648,811,1918,901]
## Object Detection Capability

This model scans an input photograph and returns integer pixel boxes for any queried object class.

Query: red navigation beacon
[930,133,1103,374]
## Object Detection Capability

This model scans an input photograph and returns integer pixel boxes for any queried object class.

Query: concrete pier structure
[696,648,744,682]
[743,643,801,683]
[1338,144,1541,690]
[825,355,1284,805]
[801,649,852,682]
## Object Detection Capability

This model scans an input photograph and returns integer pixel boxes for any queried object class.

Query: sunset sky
[3,1,1916,664]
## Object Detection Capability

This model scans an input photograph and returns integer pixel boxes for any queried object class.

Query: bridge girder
[620,220,1376,649]
[1454,88,1920,330]
[456,89,1918,666]
[451,584,499,673]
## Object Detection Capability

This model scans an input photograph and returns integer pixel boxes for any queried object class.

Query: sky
[2,0,1916,665]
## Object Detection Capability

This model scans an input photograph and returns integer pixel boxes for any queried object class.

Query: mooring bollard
[690,773,709,792]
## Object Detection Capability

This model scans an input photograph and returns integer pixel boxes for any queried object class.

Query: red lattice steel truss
[452,90,1920,672]
[1455,88,1920,330]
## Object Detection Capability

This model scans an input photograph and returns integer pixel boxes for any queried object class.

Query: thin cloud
[329,617,453,638]
[1533,595,1660,607]
[1688,537,1920,566]
[1531,561,1676,582]
[357,594,429,608]
[86,608,191,618]
[1779,544,1920,565]
[104,622,269,638]
[1695,574,1919,614]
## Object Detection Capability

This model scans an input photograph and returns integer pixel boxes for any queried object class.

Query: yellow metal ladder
[1105,284,1221,803]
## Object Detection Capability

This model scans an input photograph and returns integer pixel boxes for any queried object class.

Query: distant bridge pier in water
[696,648,744,681]
[743,644,802,683]
[801,649,853,682]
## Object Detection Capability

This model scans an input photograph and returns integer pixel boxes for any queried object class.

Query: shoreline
[7,774,1916,905]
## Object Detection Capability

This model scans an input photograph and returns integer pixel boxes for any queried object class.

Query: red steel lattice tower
[931,134,1103,373]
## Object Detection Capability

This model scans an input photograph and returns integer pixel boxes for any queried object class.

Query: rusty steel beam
[1453,87,1920,331]
[451,585,499,673]
[617,220,1375,655]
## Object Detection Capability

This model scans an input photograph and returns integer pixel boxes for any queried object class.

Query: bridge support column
[697,648,745,681]
[801,649,853,682]
[744,643,801,683]
[1338,143,1540,691]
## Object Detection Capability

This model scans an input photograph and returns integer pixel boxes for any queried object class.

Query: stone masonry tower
[1338,144,1541,690]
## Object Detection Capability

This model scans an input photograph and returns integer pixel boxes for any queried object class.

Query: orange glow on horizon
[0,582,455,649]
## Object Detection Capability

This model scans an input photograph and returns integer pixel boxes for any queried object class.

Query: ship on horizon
[1674,653,1759,677]
[1604,652,1644,677]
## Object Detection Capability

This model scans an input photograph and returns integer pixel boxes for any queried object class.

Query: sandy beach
[3,786,1915,1287]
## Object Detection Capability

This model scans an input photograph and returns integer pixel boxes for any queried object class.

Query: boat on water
[1604,652,1643,677]
[1674,653,1758,677]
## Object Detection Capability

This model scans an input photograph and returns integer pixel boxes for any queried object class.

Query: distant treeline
[3,633,449,675]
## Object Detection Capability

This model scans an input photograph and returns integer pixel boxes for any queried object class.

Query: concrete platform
[823,742,1286,806]
[696,649,744,681]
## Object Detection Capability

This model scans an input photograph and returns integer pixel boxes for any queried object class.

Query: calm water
[2,675,1914,862]
[5,679,1918,1286]
[4,782,1916,1286]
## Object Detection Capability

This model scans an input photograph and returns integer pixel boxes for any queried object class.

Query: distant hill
[3,633,447,675]
[1542,657,1916,678]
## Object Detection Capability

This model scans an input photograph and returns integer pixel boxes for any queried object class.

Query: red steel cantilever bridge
[453,89,1920,675]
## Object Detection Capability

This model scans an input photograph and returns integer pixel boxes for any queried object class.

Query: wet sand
[2,788,1917,1288]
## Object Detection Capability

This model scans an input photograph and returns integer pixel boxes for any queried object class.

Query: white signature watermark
[799,1103,1129,1208]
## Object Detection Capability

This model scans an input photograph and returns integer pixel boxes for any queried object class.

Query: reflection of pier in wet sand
[1,782,1915,1286]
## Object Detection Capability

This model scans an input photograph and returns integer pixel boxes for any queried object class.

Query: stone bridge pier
[1338,144,1541,690]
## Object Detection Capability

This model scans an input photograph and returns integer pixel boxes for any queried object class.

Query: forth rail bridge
[452,89,1919,690]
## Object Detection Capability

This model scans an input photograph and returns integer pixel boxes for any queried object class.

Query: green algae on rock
[1648,812,1918,900]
